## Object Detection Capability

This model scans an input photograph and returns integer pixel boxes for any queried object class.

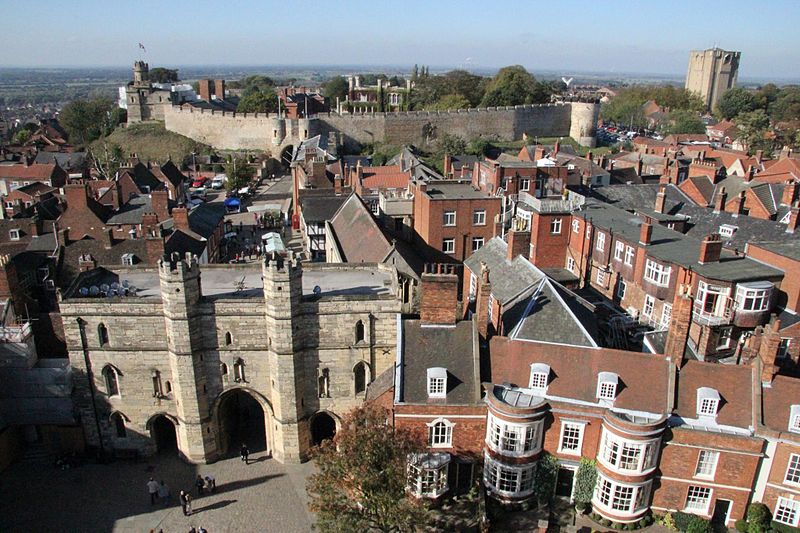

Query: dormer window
[718,224,737,238]
[790,405,800,434]
[8,229,20,241]
[596,372,619,402]
[696,387,720,417]
[427,367,447,399]
[528,363,550,394]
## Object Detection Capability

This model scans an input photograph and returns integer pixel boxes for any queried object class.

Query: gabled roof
[464,237,545,306]
[358,165,410,190]
[328,194,392,263]
[299,192,349,223]
[151,160,186,188]
[0,162,60,180]
[164,229,206,257]
[105,195,153,225]
[33,151,87,171]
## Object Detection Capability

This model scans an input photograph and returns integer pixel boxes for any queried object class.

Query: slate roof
[164,230,207,257]
[464,237,546,306]
[576,201,782,282]
[33,151,87,171]
[186,202,225,239]
[365,366,395,402]
[450,154,478,170]
[299,192,349,223]
[106,195,153,225]
[151,160,186,188]
[57,238,148,288]
[501,278,600,347]
[328,194,392,263]
[388,146,443,181]
[399,319,478,405]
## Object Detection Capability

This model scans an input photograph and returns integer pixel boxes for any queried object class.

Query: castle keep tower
[685,48,741,111]
[133,61,150,87]
[158,253,218,462]
[569,102,600,148]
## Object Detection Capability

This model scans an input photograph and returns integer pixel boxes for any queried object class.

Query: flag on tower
[138,43,146,52]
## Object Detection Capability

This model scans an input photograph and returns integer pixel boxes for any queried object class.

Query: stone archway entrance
[310,412,337,446]
[150,415,178,453]
[217,389,267,457]
[279,145,295,167]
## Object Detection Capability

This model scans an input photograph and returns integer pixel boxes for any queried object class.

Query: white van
[211,176,226,189]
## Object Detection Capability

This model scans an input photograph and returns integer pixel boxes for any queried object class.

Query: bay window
[593,473,651,516]
[485,412,543,457]
[484,454,536,497]
[599,428,659,473]
[407,452,450,498]
[735,282,772,312]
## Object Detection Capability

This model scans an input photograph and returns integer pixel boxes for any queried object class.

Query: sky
[1,0,799,80]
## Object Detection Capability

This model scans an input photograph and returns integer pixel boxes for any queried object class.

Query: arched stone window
[98,323,110,347]
[220,362,229,377]
[234,358,246,383]
[355,320,365,344]
[318,368,330,398]
[102,365,119,397]
[151,370,163,398]
[354,361,368,395]
[164,381,172,394]
[225,332,233,346]
[111,412,127,438]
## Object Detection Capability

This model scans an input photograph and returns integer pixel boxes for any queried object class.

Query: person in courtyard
[204,474,216,493]
[240,443,249,464]
[158,480,170,504]
[180,490,192,516]
[147,477,159,505]
[195,474,205,496]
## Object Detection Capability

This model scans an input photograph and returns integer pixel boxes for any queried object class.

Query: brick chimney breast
[172,206,190,233]
[698,234,723,264]
[639,222,653,245]
[420,263,459,325]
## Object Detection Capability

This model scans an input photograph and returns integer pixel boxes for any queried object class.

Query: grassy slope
[91,122,210,164]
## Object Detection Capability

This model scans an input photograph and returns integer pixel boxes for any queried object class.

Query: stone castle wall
[163,101,596,154]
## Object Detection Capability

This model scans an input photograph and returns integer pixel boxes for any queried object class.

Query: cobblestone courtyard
[0,450,315,533]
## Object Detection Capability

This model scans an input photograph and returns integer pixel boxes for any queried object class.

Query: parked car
[192,176,207,188]
[211,176,226,189]
[191,187,207,199]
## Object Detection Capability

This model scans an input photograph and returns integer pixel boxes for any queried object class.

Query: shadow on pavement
[192,499,238,514]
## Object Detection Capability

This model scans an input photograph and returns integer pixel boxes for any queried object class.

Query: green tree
[11,129,31,145]
[148,67,179,83]
[428,94,470,111]
[236,89,278,114]
[441,70,487,107]
[59,97,119,145]
[660,109,707,135]
[480,65,548,107]
[715,87,757,120]
[306,404,429,533]
[573,458,598,504]
[224,156,253,191]
[746,503,772,533]
[736,109,771,153]
[771,86,800,122]
[534,453,559,505]
[437,133,467,155]
[322,76,349,102]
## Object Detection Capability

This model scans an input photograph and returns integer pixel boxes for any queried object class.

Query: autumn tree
[306,404,429,533]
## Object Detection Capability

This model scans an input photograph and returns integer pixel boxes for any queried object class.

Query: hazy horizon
[1,0,798,80]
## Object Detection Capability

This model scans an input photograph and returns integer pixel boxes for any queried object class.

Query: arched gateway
[215,388,271,457]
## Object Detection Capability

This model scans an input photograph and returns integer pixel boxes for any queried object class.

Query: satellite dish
[89,286,100,296]
[313,285,322,295]
[562,77,574,87]
[79,287,89,296]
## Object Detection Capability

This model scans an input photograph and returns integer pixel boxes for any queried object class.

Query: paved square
[0,450,315,532]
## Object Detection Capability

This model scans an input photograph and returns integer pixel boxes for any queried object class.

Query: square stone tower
[685,48,741,111]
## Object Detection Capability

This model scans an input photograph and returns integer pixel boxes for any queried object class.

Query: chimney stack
[507,226,531,261]
[444,154,452,177]
[755,150,763,164]
[150,190,170,222]
[744,165,756,182]
[733,191,746,217]
[102,228,114,249]
[712,186,727,213]
[333,174,343,194]
[172,206,190,233]
[654,184,667,214]
[698,234,723,264]
[475,262,492,339]
[639,222,653,245]
[759,317,782,385]
[782,180,798,206]
[636,154,644,176]
[78,253,97,272]
[420,263,459,325]
[787,201,800,234]
[664,284,693,366]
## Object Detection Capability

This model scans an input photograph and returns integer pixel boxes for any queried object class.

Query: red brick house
[0,162,67,196]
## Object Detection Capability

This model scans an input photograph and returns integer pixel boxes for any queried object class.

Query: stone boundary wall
[164,102,595,153]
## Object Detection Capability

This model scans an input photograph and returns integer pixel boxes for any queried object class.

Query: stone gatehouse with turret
[60,253,401,464]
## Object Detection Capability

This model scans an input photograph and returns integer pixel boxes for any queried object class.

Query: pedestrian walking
[204,474,216,493]
[180,490,192,516]
[240,443,249,464]
[158,480,170,504]
[195,474,205,496]
[147,477,159,505]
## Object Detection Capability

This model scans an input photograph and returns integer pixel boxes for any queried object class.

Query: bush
[624,523,636,530]
[686,516,713,533]
[747,503,772,533]
[612,521,624,530]
[735,519,748,533]
[600,518,611,527]
[662,512,677,531]
[770,520,800,533]
[574,458,599,504]
[673,512,694,532]
[640,514,654,527]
